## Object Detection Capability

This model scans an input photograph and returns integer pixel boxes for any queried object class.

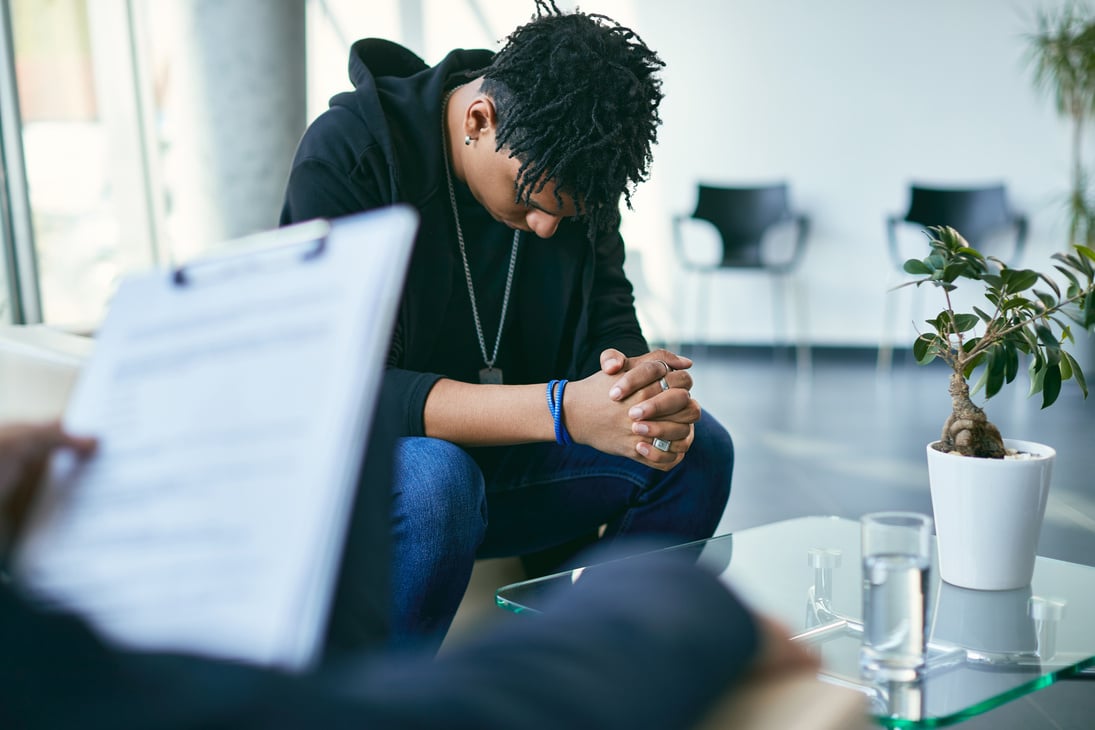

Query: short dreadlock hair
[479,0,664,236]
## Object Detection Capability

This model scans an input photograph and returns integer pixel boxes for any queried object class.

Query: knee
[393,438,487,549]
[694,415,734,466]
[690,415,735,503]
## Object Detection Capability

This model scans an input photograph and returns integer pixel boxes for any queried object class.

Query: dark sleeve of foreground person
[351,549,761,730]
[0,550,759,730]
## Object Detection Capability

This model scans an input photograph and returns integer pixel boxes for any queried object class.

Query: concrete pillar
[156,0,306,261]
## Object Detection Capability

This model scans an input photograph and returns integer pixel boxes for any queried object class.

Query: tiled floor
[696,344,1095,730]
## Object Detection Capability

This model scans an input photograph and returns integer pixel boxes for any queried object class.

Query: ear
[463,94,498,142]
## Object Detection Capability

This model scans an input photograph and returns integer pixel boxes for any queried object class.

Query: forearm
[422,380,555,446]
[421,371,690,470]
[337,550,761,730]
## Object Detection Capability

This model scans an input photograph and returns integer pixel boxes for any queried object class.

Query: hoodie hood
[330,39,493,204]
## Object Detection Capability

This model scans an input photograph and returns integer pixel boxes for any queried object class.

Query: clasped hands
[565,348,699,471]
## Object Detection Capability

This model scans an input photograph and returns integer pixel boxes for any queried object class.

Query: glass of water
[860,511,933,681]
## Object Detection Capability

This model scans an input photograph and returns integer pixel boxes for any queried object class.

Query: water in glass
[861,552,929,679]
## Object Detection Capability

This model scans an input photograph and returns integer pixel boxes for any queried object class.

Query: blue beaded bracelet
[546,379,573,446]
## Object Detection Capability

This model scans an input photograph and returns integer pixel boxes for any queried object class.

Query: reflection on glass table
[495,516,1095,728]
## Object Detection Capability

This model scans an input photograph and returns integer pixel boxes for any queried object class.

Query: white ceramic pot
[926,439,1054,591]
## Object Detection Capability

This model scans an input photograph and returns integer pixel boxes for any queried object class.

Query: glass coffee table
[496,516,1095,728]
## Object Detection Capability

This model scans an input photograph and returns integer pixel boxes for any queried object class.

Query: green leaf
[1042,363,1063,408]
[1077,244,1095,263]
[1001,296,1030,311]
[970,363,988,395]
[1011,328,1038,356]
[1005,341,1020,382]
[1061,352,1073,381]
[1075,250,1095,276]
[1054,264,1081,290]
[1063,351,1089,398]
[1029,361,1046,397]
[954,313,980,332]
[1035,290,1058,309]
[1056,252,1083,271]
[963,351,986,378]
[1051,318,1074,342]
[1061,305,1087,325]
[903,259,933,275]
[1036,324,1062,365]
[985,347,1006,398]
[973,306,994,323]
[1038,273,1062,298]
[941,264,966,283]
[1002,269,1040,292]
[913,334,936,364]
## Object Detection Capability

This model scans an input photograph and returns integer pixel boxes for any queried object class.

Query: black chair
[671,183,810,368]
[886,184,1028,269]
[879,183,1029,371]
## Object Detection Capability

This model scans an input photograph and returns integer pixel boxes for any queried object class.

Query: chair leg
[877,279,897,374]
[771,273,788,356]
[789,274,812,377]
[672,267,694,356]
[772,273,810,375]
[695,271,710,357]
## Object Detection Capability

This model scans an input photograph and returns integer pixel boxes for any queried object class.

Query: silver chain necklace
[441,88,520,385]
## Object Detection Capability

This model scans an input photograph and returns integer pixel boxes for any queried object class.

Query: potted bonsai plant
[900,226,1095,590]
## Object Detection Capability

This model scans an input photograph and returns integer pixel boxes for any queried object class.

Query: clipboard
[13,205,418,671]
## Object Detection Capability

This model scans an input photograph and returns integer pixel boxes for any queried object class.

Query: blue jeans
[388,414,734,651]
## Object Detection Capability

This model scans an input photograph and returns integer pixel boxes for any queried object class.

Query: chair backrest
[691,184,793,268]
[902,184,1014,248]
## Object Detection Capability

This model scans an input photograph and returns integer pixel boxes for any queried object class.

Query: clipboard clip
[172,219,332,287]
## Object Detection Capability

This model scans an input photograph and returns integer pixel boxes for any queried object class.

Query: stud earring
[464,135,472,146]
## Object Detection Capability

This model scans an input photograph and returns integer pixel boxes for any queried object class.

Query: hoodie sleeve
[575,227,650,376]
[280,108,443,437]
[321,548,763,730]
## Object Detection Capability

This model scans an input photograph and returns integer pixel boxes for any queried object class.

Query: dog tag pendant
[479,367,503,384]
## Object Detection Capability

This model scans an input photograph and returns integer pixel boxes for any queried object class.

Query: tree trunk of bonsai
[938,372,1006,458]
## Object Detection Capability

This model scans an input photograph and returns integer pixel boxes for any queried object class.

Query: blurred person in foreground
[0,419,820,729]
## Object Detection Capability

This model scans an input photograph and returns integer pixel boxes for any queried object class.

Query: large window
[4,0,159,330]
[0,0,598,332]
[0,0,307,332]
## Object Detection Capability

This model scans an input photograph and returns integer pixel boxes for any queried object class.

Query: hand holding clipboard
[14,206,417,671]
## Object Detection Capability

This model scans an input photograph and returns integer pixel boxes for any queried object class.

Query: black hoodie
[282,39,648,437]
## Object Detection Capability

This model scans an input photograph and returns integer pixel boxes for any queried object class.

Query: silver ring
[652,437,671,452]
[655,359,671,377]
[659,377,670,392]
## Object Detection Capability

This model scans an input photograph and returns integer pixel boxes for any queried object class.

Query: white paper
[15,206,417,671]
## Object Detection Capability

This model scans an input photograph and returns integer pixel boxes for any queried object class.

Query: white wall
[309,0,1080,348]
[627,0,1078,348]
